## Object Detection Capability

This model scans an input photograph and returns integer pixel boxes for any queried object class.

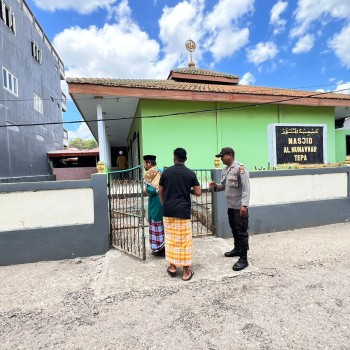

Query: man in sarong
[159,148,201,281]
[143,155,165,256]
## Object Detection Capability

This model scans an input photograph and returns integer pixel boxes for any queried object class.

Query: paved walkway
[1,222,350,349]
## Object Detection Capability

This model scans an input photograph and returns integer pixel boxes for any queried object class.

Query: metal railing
[191,169,214,236]
[108,166,146,260]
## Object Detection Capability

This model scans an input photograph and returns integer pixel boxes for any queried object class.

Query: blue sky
[26,0,350,140]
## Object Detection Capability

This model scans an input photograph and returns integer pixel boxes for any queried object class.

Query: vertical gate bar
[108,175,112,247]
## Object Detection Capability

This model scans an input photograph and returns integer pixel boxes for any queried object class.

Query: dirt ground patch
[1,223,350,349]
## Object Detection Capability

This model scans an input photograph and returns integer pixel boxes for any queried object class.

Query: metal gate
[108,166,146,260]
[191,169,214,237]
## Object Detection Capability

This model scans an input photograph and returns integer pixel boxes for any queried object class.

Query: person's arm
[146,184,157,197]
[191,173,202,197]
[192,185,201,197]
[240,167,250,217]
[209,174,225,192]
[158,185,164,204]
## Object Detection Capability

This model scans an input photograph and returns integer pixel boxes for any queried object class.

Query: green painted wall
[335,129,350,162]
[140,100,218,169]
[219,103,277,169]
[135,100,339,170]
[127,105,143,165]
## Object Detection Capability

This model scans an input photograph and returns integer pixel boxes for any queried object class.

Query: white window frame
[33,93,43,114]
[2,67,18,96]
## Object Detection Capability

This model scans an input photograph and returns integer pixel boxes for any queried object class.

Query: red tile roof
[66,77,350,101]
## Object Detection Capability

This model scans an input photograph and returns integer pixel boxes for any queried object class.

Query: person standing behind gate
[116,150,128,170]
[209,147,250,271]
[143,155,165,257]
[159,148,201,281]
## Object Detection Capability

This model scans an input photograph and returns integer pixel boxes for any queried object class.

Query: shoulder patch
[240,165,245,174]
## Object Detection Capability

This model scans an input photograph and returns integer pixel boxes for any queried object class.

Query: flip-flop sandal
[167,267,177,277]
[182,270,194,281]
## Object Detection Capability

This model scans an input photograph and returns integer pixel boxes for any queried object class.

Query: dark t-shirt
[159,163,200,219]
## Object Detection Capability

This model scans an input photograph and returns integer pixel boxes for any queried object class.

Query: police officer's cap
[215,147,234,157]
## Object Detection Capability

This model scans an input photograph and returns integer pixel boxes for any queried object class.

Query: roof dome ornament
[185,39,196,68]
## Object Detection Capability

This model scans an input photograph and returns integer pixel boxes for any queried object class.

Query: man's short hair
[174,148,187,162]
[147,160,156,166]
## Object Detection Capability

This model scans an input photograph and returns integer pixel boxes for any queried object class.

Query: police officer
[209,147,250,271]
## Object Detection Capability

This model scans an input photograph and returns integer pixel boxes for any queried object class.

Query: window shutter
[11,13,16,33]
[8,5,12,27]
[1,2,5,21]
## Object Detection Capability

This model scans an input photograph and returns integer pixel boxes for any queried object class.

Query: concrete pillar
[211,169,232,238]
[96,98,108,167]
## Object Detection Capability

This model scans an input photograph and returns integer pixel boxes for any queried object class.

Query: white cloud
[292,34,314,54]
[52,0,255,80]
[210,28,249,62]
[205,0,254,31]
[291,0,350,37]
[54,2,163,79]
[329,24,350,69]
[33,0,117,14]
[270,1,288,35]
[157,0,253,65]
[204,0,254,61]
[158,0,205,67]
[239,72,256,85]
[334,82,350,95]
[246,42,278,65]
[67,123,95,140]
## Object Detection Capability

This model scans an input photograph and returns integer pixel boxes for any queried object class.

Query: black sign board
[275,126,324,164]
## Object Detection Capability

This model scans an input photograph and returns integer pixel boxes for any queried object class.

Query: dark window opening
[0,1,15,33]
[346,136,350,156]
[31,41,42,63]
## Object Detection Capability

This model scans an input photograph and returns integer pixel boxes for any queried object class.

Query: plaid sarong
[163,217,192,266]
[149,219,165,252]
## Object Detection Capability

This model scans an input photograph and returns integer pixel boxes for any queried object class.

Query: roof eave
[67,83,350,107]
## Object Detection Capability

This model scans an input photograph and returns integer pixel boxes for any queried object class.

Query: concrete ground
[1,222,350,350]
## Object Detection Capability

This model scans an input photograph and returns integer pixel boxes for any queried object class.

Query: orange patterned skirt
[163,217,192,267]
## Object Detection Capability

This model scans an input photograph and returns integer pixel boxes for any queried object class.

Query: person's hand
[240,206,248,218]
[209,181,217,190]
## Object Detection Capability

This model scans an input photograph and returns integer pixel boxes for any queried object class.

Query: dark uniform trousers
[227,208,249,251]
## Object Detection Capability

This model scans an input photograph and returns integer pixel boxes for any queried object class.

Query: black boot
[233,251,248,271]
[224,248,241,257]
[225,237,240,257]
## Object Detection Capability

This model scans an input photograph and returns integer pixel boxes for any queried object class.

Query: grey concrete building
[0,0,66,180]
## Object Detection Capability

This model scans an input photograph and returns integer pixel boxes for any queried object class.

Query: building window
[34,93,43,113]
[31,41,42,64]
[0,1,16,34]
[2,67,18,96]
[346,135,350,156]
